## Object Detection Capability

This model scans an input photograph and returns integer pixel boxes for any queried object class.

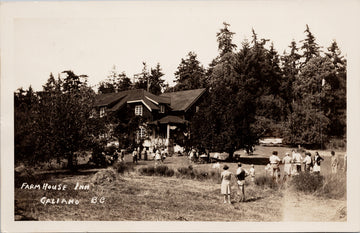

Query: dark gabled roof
[160,88,206,112]
[149,115,188,125]
[94,89,171,112]
[94,91,127,107]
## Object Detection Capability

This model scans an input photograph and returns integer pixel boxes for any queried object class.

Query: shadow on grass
[244,196,264,202]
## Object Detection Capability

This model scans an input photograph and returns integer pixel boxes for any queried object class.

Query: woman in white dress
[220,165,232,204]
[313,151,324,174]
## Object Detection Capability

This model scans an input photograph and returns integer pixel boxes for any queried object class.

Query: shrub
[254,175,279,189]
[291,172,324,193]
[139,165,175,177]
[113,162,134,174]
[177,166,195,179]
[91,168,117,184]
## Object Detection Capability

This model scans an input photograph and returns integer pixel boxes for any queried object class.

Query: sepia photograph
[1,0,360,232]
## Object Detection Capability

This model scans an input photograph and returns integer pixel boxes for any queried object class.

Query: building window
[137,126,146,141]
[160,105,165,113]
[196,106,200,113]
[135,105,143,116]
[100,107,106,118]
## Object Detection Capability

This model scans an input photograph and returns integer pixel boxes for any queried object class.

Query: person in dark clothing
[236,163,249,202]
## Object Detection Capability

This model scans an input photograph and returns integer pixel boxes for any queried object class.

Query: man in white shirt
[292,150,303,173]
[282,152,292,178]
[269,151,281,180]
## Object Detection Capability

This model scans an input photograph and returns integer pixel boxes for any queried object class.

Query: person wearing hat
[269,151,281,180]
[282,152,292,179]
[303,152,313,172]
[220,165,233,204]
[236,163,249,202]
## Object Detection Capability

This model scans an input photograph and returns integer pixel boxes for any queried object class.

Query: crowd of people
[130,146,168,165]
[220,149,346,204]
[264,149,342,181]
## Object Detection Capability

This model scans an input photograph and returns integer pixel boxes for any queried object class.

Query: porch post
[167,124,170,139]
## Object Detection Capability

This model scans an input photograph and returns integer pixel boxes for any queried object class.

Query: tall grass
[315,173,346,199]
[254,175,279,189]
[138,164,220,182]
[290,172,346,199]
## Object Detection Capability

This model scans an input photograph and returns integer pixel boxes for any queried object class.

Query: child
[249,164,255,182]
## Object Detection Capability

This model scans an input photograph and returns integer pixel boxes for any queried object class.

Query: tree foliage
[173,51,206,91]
[15,71,105,169]
[98,65,132,94]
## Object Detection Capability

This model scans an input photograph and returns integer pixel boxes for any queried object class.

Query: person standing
[282,152,292,179]
[155,149,161,165]
[221,165,232,204]
[236,163,249,202]
[132,148,138,164]
[137,147,141,160]
[331,151,339,174]
[292,149,303,173]
[303,152,313,172]
[269,151,281,181]
[120,149,125,162]
[249,164,255,182]
[313,151,324,174]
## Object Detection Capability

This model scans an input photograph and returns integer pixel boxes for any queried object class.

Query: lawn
[14,146,346,221]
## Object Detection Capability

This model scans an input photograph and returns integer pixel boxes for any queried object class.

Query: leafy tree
[174,51,206,91]
[191,25,260,157]
[284,57,336,147]
[15,71,105,169]
[14,86,40,165]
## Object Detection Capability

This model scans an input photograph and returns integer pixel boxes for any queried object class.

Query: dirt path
[282,188,346,222]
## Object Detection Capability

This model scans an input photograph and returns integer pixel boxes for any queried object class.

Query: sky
[5,0,359,91]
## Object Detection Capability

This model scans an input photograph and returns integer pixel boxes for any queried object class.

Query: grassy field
[15,146,346,221]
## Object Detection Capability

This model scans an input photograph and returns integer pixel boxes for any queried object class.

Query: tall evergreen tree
[148,63,165,95]
[174,51,206,91]
[300,24,321,65]
[217,22,237,57]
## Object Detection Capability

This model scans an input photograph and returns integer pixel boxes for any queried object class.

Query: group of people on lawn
[220,149,344,204]
[131,146,167,165]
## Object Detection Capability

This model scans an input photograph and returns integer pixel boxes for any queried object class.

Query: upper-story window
[159,105,165,113]
[100,107,106,118]
[135,105,143,116]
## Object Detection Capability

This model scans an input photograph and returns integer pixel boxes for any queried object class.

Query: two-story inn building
[94,88,206,153]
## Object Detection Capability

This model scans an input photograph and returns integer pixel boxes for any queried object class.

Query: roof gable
[95,89,171,112]
[160,88,206,112]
